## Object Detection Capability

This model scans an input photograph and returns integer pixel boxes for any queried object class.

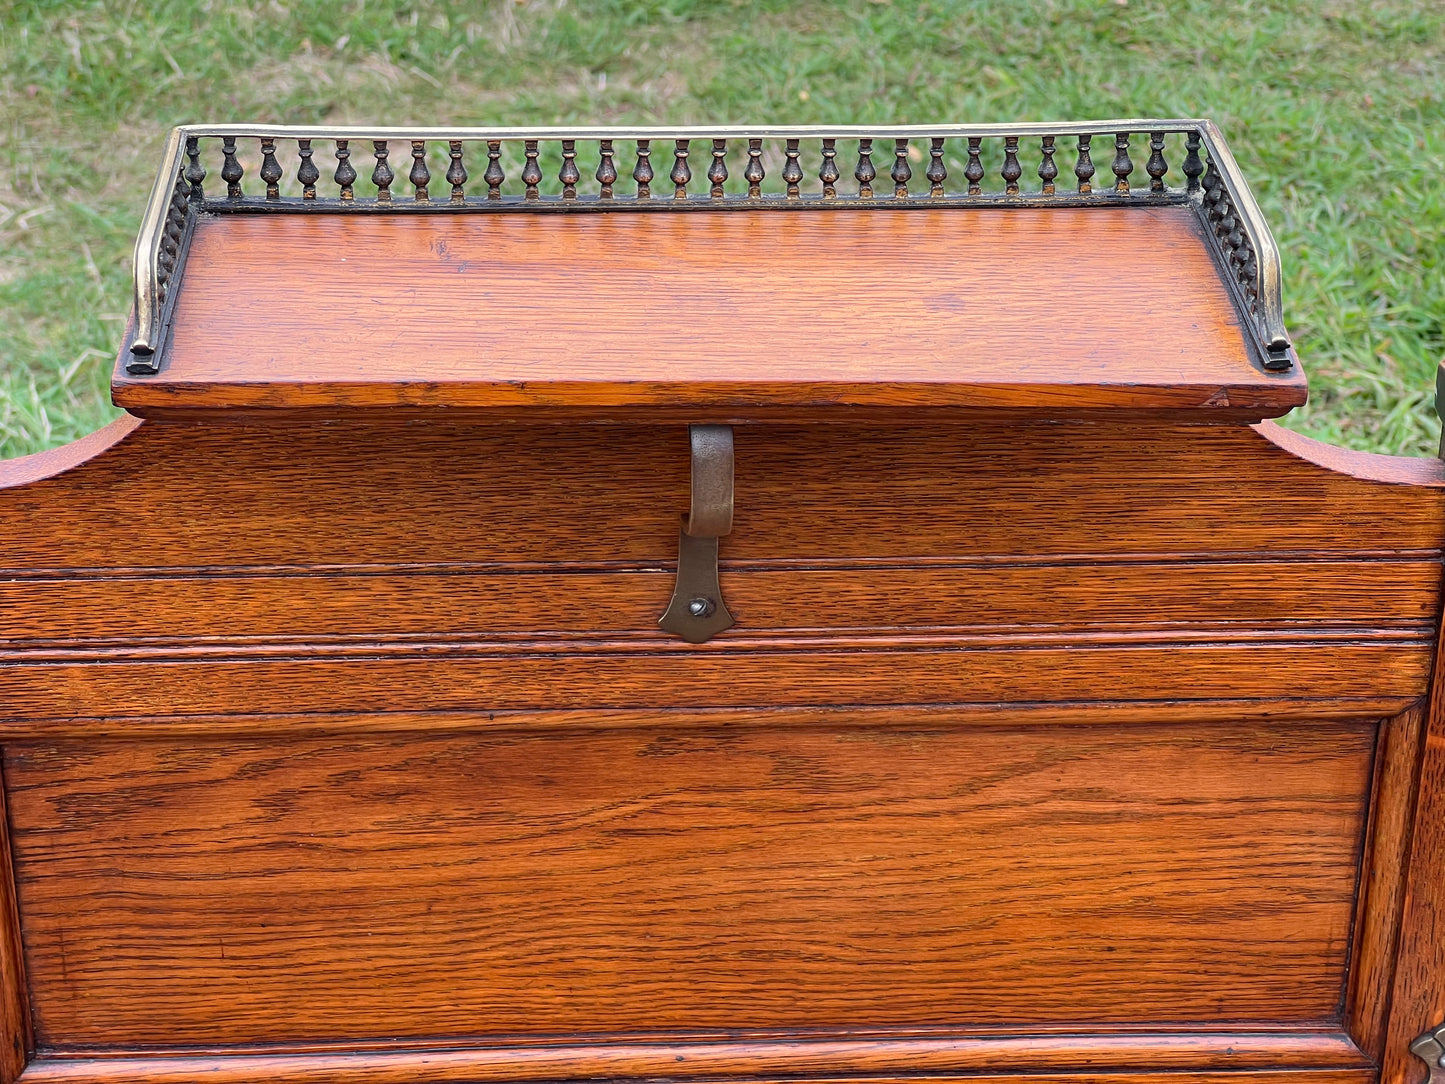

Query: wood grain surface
[0,419,1437,719]
[7,722,1373,1047]
[0,764,30,1084]
[14,1036,1374,1084]
[2,386,1442,1081]
[110,207,1307,417]
[1381,613,1445,1084]
[2,421,1440,569]
[1347,704,1428,1060]
[17,1061,1380,1084]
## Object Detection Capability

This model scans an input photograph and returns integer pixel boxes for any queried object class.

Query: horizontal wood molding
[0,641,1431,721]
[0,558,1438,647]
[0,699,1416,741]
[21,1031,1373,1084]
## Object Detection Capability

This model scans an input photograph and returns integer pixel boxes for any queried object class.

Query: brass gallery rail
[126,120,1291,374]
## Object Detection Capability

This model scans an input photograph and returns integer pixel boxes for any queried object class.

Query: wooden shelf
[113,205,1305,422]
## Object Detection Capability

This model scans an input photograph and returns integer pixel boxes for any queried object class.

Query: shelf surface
[113,204,1306,420]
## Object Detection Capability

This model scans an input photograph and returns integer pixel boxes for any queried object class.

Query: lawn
[0,0,1441,457]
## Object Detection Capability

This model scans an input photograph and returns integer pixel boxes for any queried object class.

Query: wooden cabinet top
[113,121,1305,423]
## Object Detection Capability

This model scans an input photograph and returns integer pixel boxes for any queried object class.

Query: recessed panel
[7,719,1372,1047]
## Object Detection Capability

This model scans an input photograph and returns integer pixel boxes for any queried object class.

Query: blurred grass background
[0,0,1441,457]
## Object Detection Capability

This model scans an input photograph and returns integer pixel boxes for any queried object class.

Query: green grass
[1,0,1441,456]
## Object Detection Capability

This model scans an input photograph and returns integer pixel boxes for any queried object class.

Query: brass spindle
[1039,136,1057,195]
[1183,131,1204,193]
[410,141,430,203]
[745,138,764,198]
[671,139,690,200]
[1146,133,1167,193]
[783,138,803,198]
[926,138,946,197]
[965,137,984,195]
[891,138,910,198]
[485,141,504,199]
[634,139,653,199]
[184,135,205,201]
[260,138,282,200]
[446,141,466,203]
[222,136,243,199]
[334,140,356,201]
[597,140,617,200]
[708,139,727,199]
[820,138,839,198]
[560,139,580,200]
[522,140,542,200]
[372,140,393,203]
[1076,134,1095,194]
[855,138,875,199]
[1112,132,1133,194]
[297,139,319,200]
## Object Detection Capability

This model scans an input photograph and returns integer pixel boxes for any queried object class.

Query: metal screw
[687,597,715,618]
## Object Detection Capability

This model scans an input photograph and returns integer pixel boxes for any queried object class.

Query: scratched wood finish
[110,208,1308,417]
[7,722,1373,1047]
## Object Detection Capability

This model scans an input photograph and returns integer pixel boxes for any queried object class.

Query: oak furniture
[1,121,1444,1084]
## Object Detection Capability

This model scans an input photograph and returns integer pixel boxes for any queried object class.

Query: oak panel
[9,721,1373,1047]
[112,208,1305,416]
[0,422,1441,570]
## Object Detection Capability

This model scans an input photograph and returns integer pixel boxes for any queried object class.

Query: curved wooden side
[0,416,141,492]
[1254,421,1445,488]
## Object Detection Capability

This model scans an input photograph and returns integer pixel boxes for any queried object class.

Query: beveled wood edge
[1348,704,1429,1059]
[0,760,32,1084]
[108,383,1310,419]
[107,405,1307,427]
[19,1030,1373,1084]
[0,698,1416,740]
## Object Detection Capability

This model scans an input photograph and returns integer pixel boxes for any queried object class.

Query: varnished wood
[2,421,1441,571]
[9,210,1445,1083]
[110,208,1307,418]
[0,641,1434,721]
[16,1036,1375,1084]
[0,699,1419,742]
[7,723,1372,1045]
[1347,704,1428,1060]
[19,1062,1379,1084]
[1382,611,1445,1084]
[0,762,31,1084]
